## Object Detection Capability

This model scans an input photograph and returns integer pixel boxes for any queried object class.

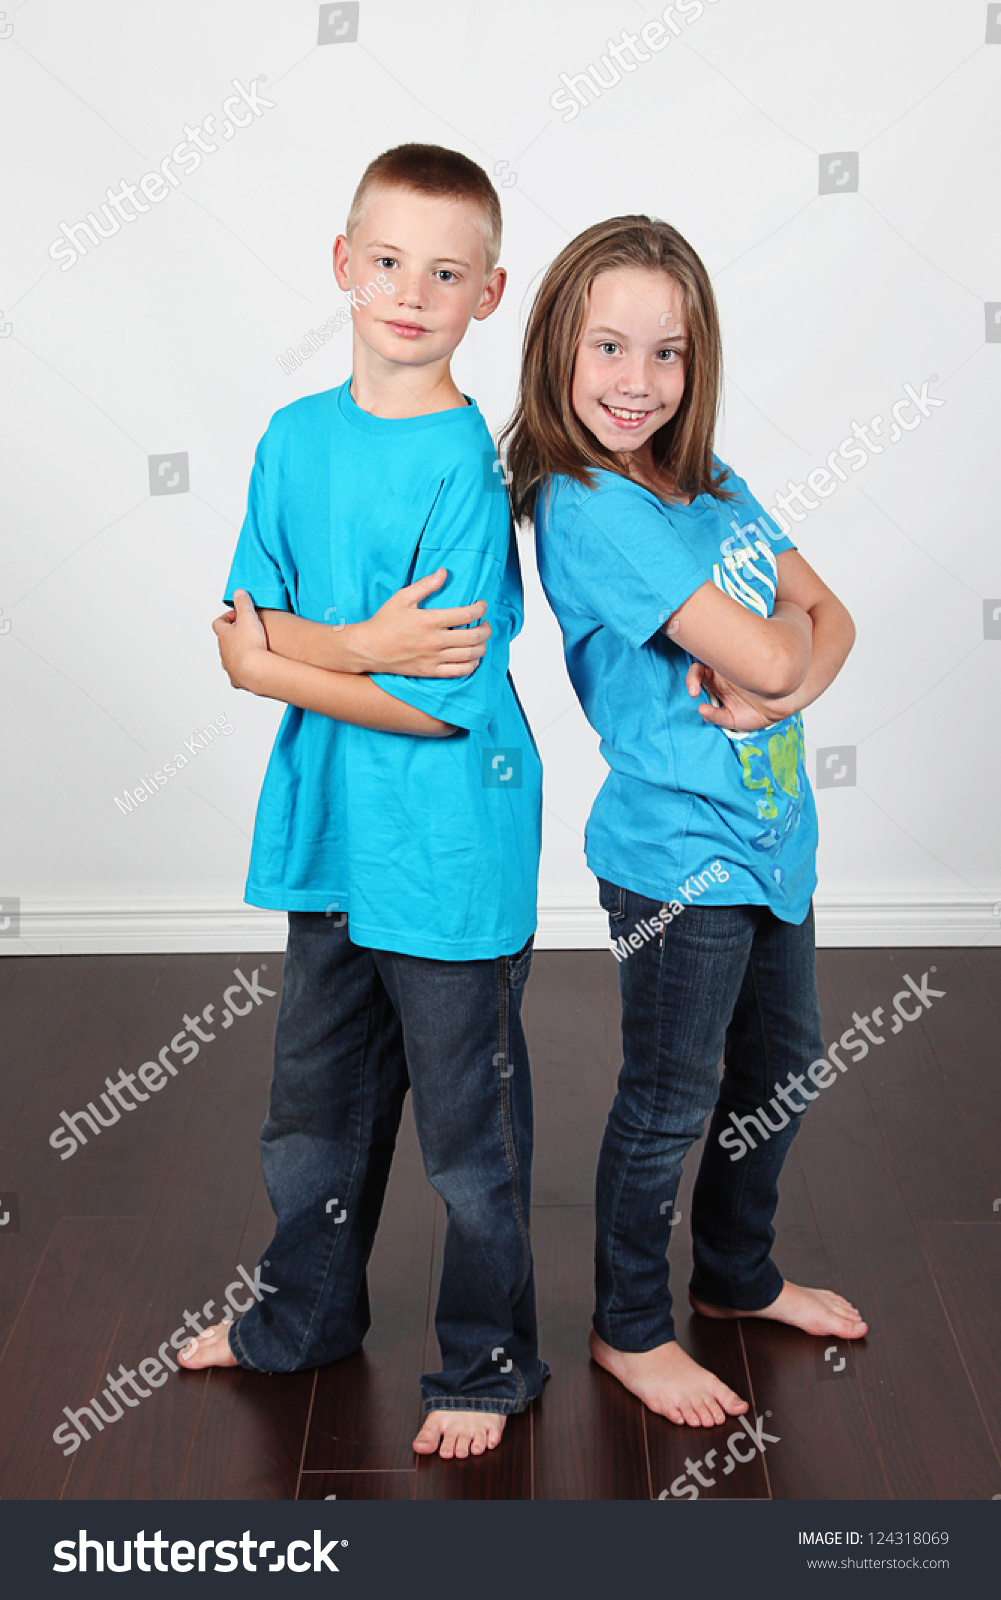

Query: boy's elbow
[425,718,458,738]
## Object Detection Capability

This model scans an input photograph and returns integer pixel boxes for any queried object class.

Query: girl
[500,216,866,1429]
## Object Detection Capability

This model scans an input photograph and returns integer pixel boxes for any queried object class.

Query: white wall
[2,0,999,953]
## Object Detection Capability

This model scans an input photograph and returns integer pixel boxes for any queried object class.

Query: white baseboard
[1,894,999,955]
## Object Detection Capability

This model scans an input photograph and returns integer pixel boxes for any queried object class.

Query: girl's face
[571,267,689,457]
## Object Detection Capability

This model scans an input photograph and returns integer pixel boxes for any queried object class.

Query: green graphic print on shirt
[711,526,808,881]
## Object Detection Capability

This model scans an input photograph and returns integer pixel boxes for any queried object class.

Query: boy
[178,145,547,1461]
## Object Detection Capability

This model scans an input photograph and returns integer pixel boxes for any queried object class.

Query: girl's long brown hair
[500,215,734,523]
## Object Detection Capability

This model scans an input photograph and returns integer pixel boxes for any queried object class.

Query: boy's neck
[348,336,468,420]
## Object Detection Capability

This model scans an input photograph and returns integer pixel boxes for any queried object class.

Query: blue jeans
[595,879,824,1351]
[229,913,549,1415]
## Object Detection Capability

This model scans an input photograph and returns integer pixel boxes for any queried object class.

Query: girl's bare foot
[689,1281,867,1339]
[588,1327,748,1427]
[412,1410,507,1459]
[176,1319,238,1369]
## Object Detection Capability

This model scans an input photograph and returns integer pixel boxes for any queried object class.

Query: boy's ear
[472,266,507,322]
[332,233,351,291]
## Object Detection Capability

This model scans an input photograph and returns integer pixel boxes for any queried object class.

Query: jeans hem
[228,1316,266,1373]
[421,1362,550,1416]
[592,1314,676,1354]
[687,1275,784,1314]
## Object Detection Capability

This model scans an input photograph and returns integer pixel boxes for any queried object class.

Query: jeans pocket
[597,877,627,923]
[507,935,534,990]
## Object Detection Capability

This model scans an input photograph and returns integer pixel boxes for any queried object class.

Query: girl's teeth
[605,405,647,420]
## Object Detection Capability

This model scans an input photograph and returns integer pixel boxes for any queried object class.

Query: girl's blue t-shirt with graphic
[534,463,818,923]
[224,380,542,960]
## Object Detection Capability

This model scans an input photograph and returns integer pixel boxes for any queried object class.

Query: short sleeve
[223,424,293,611]
[545,477,709,650]
[370,458,522,735]
[720,462,798,556]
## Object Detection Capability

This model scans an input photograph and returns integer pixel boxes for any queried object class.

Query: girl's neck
[622,447,692,507]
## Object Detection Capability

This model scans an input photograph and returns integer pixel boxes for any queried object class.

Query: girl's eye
[657,348,680,362]
[598,342,619,356]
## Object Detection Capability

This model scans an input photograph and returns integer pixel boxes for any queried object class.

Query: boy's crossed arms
[213,566,491,735]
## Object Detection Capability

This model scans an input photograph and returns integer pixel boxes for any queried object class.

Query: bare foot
[412,1410,507,1459]
[588,1327,748,1427]
[176,1319,238,1369]
[690,1281,867,1339]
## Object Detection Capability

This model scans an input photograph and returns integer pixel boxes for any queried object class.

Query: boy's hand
[687,661,795,731]
[213,590,270,691]
[351,568,491,677]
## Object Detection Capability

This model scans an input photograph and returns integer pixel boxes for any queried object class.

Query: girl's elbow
[759,646,808,699]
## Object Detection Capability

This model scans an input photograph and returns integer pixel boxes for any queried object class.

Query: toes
[412,1417,444,1454]
[706,1398,726,1427]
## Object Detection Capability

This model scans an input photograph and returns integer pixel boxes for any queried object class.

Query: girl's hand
[351,569,491,677]
[687,661,794,731]
[213,590,270,691]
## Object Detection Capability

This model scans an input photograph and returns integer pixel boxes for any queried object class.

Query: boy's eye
[376,257,397,270]
[434,269,458,283]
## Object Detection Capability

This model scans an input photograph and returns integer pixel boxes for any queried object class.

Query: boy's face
[333,187,505,369]
[572,267,689,456]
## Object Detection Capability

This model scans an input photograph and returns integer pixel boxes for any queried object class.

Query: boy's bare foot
[588,1327,748,1427]
[689,1281,867,1339]
[413,1410,507,1459]
[177,1320,239,1369]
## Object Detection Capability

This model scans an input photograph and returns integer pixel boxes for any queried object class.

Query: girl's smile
[572,266,689,461]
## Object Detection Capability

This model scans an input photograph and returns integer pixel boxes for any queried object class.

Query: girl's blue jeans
[595,879,824,1351]
[229,911,549,1416]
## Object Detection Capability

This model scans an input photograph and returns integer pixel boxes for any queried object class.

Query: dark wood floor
[0,944,999,1500]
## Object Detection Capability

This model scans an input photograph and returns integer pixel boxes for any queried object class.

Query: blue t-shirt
[224,379,541,960]
[534,463,818,923]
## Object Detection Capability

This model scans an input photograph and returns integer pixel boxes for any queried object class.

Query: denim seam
[289,958,380,1367]
[497,958,533,1340]
[719,925,780,1309]
[228,1314,266,1372]
[601,886,675,1348]
[420,1395,529,1417]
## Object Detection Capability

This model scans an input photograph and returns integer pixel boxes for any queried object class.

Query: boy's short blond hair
[345,143,503,275]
